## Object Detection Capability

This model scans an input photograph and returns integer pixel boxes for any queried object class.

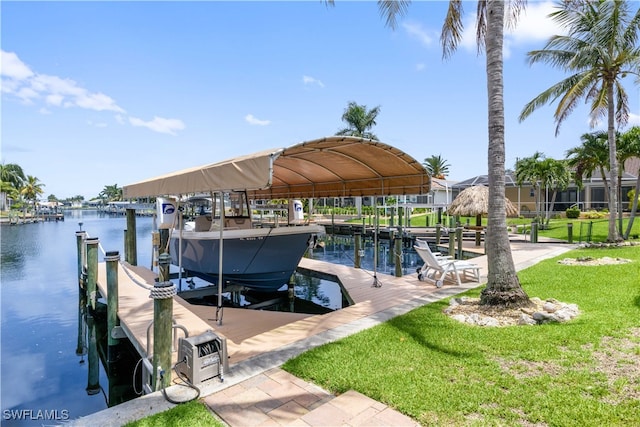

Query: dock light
[78,222,83,231]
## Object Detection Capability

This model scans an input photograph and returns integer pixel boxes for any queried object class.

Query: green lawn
[283,246,640,426]
[124,246,639,427]
[350,213,640,243]
[123,400,224,427]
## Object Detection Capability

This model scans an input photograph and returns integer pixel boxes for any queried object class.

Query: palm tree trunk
[480,0,529,308]
[606,84,621,242]
[624,171,640,239]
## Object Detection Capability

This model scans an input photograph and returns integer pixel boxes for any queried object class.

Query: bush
[566,206,581,219]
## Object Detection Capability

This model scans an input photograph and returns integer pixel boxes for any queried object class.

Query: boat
[161,191,323,292]
[123,136,431,307]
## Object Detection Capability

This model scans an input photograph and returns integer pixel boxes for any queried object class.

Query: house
[452,158,639,216]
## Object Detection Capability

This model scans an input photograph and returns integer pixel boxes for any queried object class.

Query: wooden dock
[92,234,575,392]
[95,245,487,370]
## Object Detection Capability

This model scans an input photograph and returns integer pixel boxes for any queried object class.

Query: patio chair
[413,244,480,288]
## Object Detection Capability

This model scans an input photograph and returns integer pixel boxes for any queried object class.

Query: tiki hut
[448,185,518,245]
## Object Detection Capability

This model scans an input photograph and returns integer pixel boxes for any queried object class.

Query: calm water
[0,212,422,424]
[1,210,154,425]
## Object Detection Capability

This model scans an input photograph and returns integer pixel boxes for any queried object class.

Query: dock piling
[354,232,361,268]
[76,231,87,287]
[153,253,174,391]
[456,227,463,259]
[85,237,99,311]
[105,251,121,355]
[125,209,138,266]
[394,234,402,277]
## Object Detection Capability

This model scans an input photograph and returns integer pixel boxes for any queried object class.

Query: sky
[2,0,639,201]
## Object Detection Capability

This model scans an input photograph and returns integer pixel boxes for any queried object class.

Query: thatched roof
[448,185,518,217]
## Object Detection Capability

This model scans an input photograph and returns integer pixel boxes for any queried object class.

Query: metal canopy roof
[123,136,430,199]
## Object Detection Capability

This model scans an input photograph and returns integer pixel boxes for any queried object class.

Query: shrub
[566,206,581,219]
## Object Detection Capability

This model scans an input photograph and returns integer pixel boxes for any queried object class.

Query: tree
[620,126,640,239]
[336,101,381,140]
[423,154,450,179]
[516,152,570,225]
[565,131,611,207]
[515,151,545,220]
[20,175,45,213]
[328,0,530,307]
[0,163,26,210]
[519,0,640,242]
[99,184,123,202]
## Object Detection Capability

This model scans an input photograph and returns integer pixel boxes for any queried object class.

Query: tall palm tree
[327,0,530,307]
[336,101,381,140]
[519,0,640,242]
[422,154,450,179]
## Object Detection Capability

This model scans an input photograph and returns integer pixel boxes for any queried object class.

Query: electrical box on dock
[176,330,228,385]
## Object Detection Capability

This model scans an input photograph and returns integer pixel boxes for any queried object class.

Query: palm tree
[565,132,611,208]
[515,151,545,220]
[619,126,640,238]
[423,154,450,179]
[519,0,640,242]
[20,175,45,215]
[0,163,26,210]
[99,184,123,202]
[327,0,530,307]
[336,101,381,140]
[538,157,571,225]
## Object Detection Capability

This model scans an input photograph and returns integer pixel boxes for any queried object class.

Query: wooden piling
[76,231,87,287]
[153,253,173,391]
[85,237,99,311]
[394,235,402,277]
[354,232,361,268]
[456,227,463,259]
[435,224,441,245]
[125,209,137,266]
[86,316,101,395]
[448,230,455,259]
[105,251,120,351]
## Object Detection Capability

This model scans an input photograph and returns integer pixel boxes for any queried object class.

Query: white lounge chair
[413,244,480,288]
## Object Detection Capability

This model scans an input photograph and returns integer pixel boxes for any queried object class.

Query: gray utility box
[176,330,229,385]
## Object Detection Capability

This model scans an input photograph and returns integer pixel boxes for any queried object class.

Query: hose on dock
[160,358,201,404]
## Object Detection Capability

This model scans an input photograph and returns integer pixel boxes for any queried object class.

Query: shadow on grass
[385,303,480,359]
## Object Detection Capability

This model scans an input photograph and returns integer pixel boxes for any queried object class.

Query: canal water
[0,211,424,424]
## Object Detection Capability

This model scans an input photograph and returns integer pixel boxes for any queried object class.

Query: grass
[123,400,224,427]
[283,246,640,426]
[348,213,640,243]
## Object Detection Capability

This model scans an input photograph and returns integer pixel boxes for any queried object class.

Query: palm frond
[377,0,411,30]
[441,0,464,60]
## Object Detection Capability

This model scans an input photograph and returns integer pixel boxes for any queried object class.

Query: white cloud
[245,114,271,126]
[628,112,640,126]
[507,1,567,43]
[415,63,426,71]
[453,1,566,58]
[129,116,185,135]
[302,75,324,87]
[2,50,186,136]
[0,50,34,79]
[402,22,435,47]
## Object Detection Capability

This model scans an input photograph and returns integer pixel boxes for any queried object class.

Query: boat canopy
[123,136,430,199]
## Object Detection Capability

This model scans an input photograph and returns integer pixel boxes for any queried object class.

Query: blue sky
[2,1,638,200]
